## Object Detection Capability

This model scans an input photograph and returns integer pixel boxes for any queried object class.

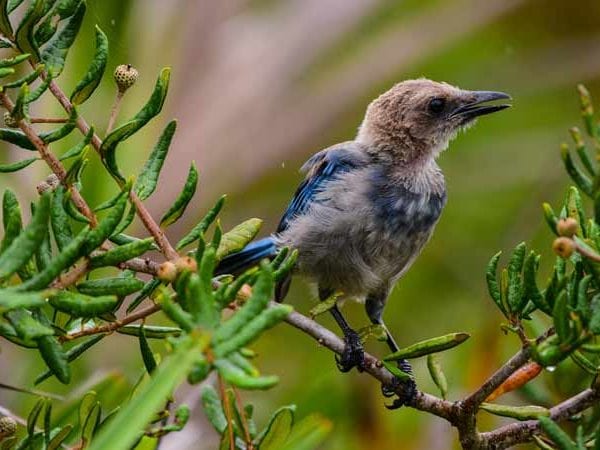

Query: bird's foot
[381,359,417,409]
[335,329,365,372]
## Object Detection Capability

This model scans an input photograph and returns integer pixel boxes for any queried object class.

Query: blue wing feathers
[215,237,277,275]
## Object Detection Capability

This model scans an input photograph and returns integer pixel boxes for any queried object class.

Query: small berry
[0,416,17,438]
[174,256,197,273]
[157,261,177,282]
[36,181,51,195]
[45,173,60,189]
[552,237,574,258]
[3,111,18,128]
[113,64,138,93]
[556,218,578,237]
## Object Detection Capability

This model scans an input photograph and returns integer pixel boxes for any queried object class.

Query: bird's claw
[335,329,365,372]
[381,359,417,409]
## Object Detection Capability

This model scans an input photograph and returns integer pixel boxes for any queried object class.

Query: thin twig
[233,388,254,450]
[29,117,68,124]
[218,375,236,450]
[59,303,161,342]
[106,91,124,135]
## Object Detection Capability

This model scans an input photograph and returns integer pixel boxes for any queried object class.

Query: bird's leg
[319,288,365,372]
[329,305,365,372]
[365,292,417,408]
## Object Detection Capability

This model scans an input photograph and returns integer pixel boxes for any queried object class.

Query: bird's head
[357,78,510,165]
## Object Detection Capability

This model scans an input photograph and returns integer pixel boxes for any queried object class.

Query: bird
[217,79,510,407]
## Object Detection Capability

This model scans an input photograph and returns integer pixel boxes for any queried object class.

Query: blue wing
[277,147,362,232]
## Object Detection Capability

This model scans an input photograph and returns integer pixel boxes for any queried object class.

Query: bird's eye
[428,97,446,114]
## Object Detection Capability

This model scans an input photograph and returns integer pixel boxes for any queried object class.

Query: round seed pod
[114,64,139,93]
[0,416,17,438]
[174,256,197,273]
[552,237,574,259]
[158,261,177,282]
[556,218,578,237]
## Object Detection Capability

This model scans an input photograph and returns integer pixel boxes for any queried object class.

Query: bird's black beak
[450,91,511,120]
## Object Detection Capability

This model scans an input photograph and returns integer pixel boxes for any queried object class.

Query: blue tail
[216,237,277,275]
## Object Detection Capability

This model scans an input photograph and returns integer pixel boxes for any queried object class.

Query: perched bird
[218,79,510,406]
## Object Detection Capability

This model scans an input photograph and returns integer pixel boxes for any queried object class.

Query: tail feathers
[216,237,277,275]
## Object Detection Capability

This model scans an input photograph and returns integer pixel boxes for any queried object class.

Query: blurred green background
[2,0,600,448]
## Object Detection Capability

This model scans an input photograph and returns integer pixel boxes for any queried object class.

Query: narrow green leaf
[0,127,36,149]
[214,358,279,390]
[37,335,70,384]
[1,189,22,254]
[50,186,73,251]
[216,218,263,261]
[279,415,332,450]
[101,68,171,182]
[0,54,30,69]
[2,63,43,89]
[561,144,593,196]
[49,291,118,317]
[0,0,13,38]
[213,265,273,345]
[14,0,45,61]
[126,278,160,313]
[82,189,128,253]
[0,156,38,172]
[59,126,93,160]
[507,242,526,313]
[384,332,470,361]
[117,324,181,339]
[0,289,51,313]
[11,83,28,121]
[15,224,89,292]
[160,162,198,227]
[134,120,176,200]
[27,399,44,436]
[70,25,107,104]
[553,291,571,342]
[427,354,448,400]
[258,406,295,450]
[213,304,292,358]
[176,195,226,250]
[47,425,73,450]
[0,192,50,280]
[139,325,157,374]
[486,251,505,315]
[200,385,227,433]
[480,403,549,420]
[590,294,600,334]
[87,336,203,450]
[6,309,54,340]
[538,416,577,450]
[77,277,144,297]
[89,238,154,268]
[309,292,338,318]
[0,66,14,77]
[40,1,86,77]
[81,402,101,446]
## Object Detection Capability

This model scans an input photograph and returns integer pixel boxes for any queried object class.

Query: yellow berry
[174,256,197,273]
[157,261,177,282]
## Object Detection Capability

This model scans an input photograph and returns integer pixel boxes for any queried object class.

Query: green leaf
[176,195,226,250]
[1,188,22,253]
[216,218,263,261]
[200,385,227,433]
[0,289,51,313]
[35,334,104,384]
[213,265,274,345]
[590,295,600,334]
[89,238,154,268]
[479,403,549,420]
[82,189,128,253]
[507,242,526,313]
[159,162,198,227]
[561,144,593,196]
[40,1,86,77]
[0,192,50,280]
[553,291,571,342]
[139,325,157,374]
[37,335,70,384]
[101,68,171,183]
[87,336,203,450]
[427,354,448,400]
[486,251,505,315]
[6,308,54,340]
[309,292,338,318]
[47,425,73,450]
[0,54,30,68]
[77,277,144,297]
[0,156,38,172]
[27,398,44,436]
[213,304,292,358]
[384,332,470,361]
[14,0,45,61]
[0,127,36,149]
[279,414,332,450]
[134,120,176,200]
[0,0,13,38]
[214,358,279,390]
[538,416,577,450]
[126,278,161,314]
[50,186,73,251]
[16,224,89,292]
[11,82,28,121]
[70,25,107,104]
[59,126,93,160]
[117,324,181,339]
[257,406,295,450]
[49,291,118,317]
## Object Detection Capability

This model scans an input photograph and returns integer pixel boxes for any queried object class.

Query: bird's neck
[355,133,446,196]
